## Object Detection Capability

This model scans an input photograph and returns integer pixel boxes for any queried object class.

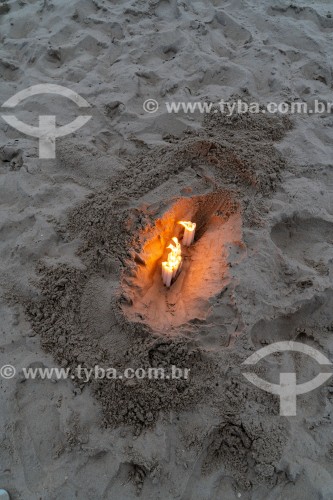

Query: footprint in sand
[13,372,66,494]
[0,146,23,171]
[79,274,132,363]
[267,5,333,30]
[271,216,333,278]
[250,291,333,349]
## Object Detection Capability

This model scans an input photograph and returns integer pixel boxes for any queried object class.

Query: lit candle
[162,237,182,287]
[178,221,196,246]
[162,261,173,287]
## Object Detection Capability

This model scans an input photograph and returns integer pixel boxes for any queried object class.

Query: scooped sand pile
[25,107,294,484]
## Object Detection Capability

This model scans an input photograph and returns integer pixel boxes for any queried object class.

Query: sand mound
[23,109,297,488]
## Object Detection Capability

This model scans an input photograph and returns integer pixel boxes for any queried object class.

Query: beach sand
[1,0,333,498]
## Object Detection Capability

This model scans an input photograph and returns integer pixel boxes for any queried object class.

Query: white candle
[162,237,182,287]
[162,262,173,287]
[178,221,196,246]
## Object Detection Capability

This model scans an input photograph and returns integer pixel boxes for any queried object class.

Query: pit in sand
[122,191,243,332]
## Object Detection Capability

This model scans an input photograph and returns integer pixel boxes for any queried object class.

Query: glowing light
[178,220,196,246]
[162,237,182,287]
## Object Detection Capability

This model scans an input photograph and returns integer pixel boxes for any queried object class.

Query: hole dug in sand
[122,192,243,332]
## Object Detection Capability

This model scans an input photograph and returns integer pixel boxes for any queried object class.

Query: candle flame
[178,220,196,246]
[161,222,196,286]
[166,237,181,268]
[178,221,196,232]
[162,237,182,286]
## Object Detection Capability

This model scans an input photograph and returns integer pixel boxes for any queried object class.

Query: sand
[1,0,333,498]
